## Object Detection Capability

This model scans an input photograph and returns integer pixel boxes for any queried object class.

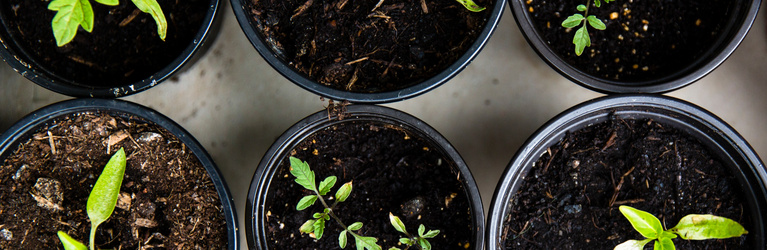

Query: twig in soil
[368,12,391,19]
[613,198,645,206]
[20,229,29,246]
[345,57,369,65]
[420,0,429,13]
[336,0,349,10]
[371,0,385,12]
[345,67,360,90]
[47,131,56,155]
[601,131,617,151]
[381,57,396,77]
[591,215,605,231]
[67,55,102,71]
[542,148,559,174]
[119,9,142,27]
[291,0,314,21]
[608,166,635,207]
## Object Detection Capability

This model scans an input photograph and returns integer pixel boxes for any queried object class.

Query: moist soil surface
[503,117,751,249]
[248,0,492,93]
[1,0,209,88]
[527,0,737,82]
[0,113,227,249]
[263,120,475,249]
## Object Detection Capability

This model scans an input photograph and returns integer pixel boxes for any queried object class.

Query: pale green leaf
[289,157,316,192]
[296,195,318,210]
[300,219,315,233]
[131,0,167,40]
[587,15,606,30]
[417,238,431,250]
[57,231,87,250]
[418,224,425,237]
[614,239,652,250]
[318,176,337,195]
[336,181,353,202]
[389,213,407,234]
[348,222,363,231]
[422,229,440,238]
[654,238,675,250]
[562,14,584,28]
[94,0,119,5]
[340,230,348,248]
[353,235,382,250]
[314,218,326,239]
[455,0,485,12]
[660,230,677,240]
[670,214,748,240]
[388,248,402,250]
[573,26,590,56]
[594,0,601,7]
[619,206,662,239]
[399,238,414,245]
[576,4,586,11]
[87,148,126,233]
[49,0,94,46]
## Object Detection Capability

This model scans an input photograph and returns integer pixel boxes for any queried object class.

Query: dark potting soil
[0,113,227,249]
[0,0,208,87]
[263,120,475,249]
[526,0,737,82]
[248,0,492,93]
[503,117,750,249]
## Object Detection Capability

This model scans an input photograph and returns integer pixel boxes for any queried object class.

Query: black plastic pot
[246,105,484,248]
[510,0,760,93]
[230,0,504,103]
[0,98,239,249]
[0,1,221,98]
[487,95,767,249]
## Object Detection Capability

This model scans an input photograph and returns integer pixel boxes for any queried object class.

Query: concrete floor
[2,5,766,249]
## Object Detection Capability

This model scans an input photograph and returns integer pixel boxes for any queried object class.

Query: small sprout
[289,157,382,250]
[615,205,748,250]
[561,0,612,55]
[455,0,486,12]
[49,0,167,46]
[389,213,440,250]
[58,148,127,250]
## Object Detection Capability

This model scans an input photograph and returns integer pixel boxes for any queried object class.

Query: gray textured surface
[2,6,766,249]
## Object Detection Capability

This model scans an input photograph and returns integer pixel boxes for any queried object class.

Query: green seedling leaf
[336,181,353,202]
[94,0,118,5]
[654,238,675,250]
[87,148,126,250]
[318,176,337,195]
[455,0,486,12]
[131,0,167,40]
[422,229,440,238]
[573,26,590,56]
[57,231,87,250]
[313,218,326,239]
[562,14,584,28]
[670,214,748,240]
[417,237,432,250]
[300,219,316,234]
[348,222,363,231]
[576,4,587,11]
[389,248,402,250]
[49,0,94,46]
[594,0,601,7]
[389,213,407,234]
[619,206,663,239]
[290,156,316,192]
[297,195,318,210]
[614,239,652,250]
[353,235,382,250]
[340,230,348,248]
[587,15,606,30]
[660,231,677,240]
[399,238,414,245]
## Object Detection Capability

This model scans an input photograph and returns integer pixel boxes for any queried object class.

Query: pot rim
[487,94,767,249]
[230,0,505,104]
[508,0,761,94]
[245,105,485,249]
[0,0,221,98]
[0,98,240,249]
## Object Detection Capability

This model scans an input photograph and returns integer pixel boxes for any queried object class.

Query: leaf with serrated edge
[57,231,87,250]
[49,0,94,46]
[422,229,440,238]
[87,148,127,249]
[339,230,348,248]
[353,235,382,250]
[296,195,318,210]
[587,15,606,30]
[654,238,675,250]
[418,224,426,237]
[614,239,652,250]
[348,222,363,231]
[619,206,662,239]
[289,157,316,191]
[455,0,485,12]
[670,214,748,240]
[562,14,584,28]
[389,213,408,234]
[318,176,337,195]
[314,218,326,239]
[336,181,353,202]
[573,26,590,56]
[131,0,167,40]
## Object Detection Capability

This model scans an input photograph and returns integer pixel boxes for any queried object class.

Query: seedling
[615,205,748,250]
[388,213,440,250]
[48,0,167,46]
[561,0,611,56]
[57,148,127,250]
[290,156,382,250]
[456,0,486,12]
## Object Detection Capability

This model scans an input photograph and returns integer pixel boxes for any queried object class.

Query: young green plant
[388,213,440,250]
[57,148,127,250]
[456,0,486,12]
[290,156,382,250]
[615,205,748,250]
[48,0,167,46]
[561,0,612,56]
